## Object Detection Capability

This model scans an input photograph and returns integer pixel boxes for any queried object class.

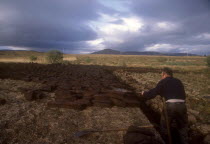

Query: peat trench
[0,63,206,144]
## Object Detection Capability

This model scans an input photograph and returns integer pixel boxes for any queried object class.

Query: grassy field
[0,50,77,63]
[73,54,207,71]
[0,50,208,70]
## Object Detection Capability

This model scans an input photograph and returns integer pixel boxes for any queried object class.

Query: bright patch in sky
[122,17,144,32]
[145,43,178,52]
[89,13,144,48]
[87,38,104,46]
[90,13,143,33]
[156,21,178,31]
[86,38,105,50]
[195,33,210,40]
[0,46,29,51]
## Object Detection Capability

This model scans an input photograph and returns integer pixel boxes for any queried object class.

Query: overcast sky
[0,0,210,54]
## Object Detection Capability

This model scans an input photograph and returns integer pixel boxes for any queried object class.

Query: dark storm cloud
[112,0,210,54]
[132,0,210,21]
[0,0,109,51]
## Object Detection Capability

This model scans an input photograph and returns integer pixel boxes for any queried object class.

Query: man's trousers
[160,102,188,144]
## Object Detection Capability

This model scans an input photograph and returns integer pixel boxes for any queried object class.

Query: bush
[29,55,38,62]
[46,50,63,64]
[207,56,210,67]
[84,57,92,63]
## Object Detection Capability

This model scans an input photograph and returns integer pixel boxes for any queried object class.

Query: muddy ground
[0,63,209,144]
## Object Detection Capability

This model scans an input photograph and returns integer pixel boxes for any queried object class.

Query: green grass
[1,50,207,69]
[71,55,207,69]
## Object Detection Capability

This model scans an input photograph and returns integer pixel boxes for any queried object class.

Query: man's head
[161,67,173,79]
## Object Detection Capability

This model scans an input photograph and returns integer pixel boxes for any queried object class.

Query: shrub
[207,56,210,67]
[29,55,38,62]
[46,50,63,64]
[84,57,92,63]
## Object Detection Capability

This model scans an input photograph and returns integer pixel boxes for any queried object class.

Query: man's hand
[139,91,144,96]
[137,91,146,100]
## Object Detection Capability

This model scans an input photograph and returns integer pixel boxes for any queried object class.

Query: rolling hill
[92,49,121,54]
[92,49,198,56]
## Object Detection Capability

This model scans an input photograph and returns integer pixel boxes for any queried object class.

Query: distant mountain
[122,51,163,55]
[92,49,199,56]
[92,49,121,54]
[164,53,197,56]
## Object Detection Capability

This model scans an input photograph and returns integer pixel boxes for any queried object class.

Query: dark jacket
[143,77,186,100]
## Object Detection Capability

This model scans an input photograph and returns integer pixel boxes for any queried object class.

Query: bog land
[0,50,209,144]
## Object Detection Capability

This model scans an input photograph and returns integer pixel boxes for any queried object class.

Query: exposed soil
[0,63,164,144]
[0,63,208,144]
[0,63,143,109]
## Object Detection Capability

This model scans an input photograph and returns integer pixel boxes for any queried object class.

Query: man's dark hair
[162,67,173,77]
